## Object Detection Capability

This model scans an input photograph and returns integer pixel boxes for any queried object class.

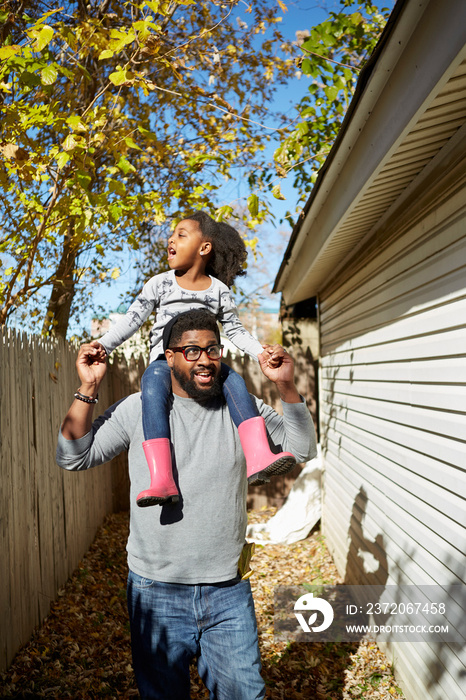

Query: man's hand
[77,343,107,394]
[258,345,301,403]
[61,346,107,440]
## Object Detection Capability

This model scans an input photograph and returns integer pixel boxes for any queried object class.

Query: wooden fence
[0,329,316,672]
[0,328,144,672]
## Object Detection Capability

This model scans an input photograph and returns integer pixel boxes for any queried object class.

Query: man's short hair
[163,310,221,351]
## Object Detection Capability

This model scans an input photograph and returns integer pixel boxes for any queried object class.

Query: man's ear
[165,349,174,368]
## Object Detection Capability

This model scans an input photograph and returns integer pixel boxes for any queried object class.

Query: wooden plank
[321,326,466,364]
[321,357,466,383]
[321,374,466,413]
[321,398,465,469]
[0,330,12,669]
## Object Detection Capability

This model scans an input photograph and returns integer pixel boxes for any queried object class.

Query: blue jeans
[127,570,265,699]
[141,358,258,440]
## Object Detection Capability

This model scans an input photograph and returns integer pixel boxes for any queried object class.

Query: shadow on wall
[344,486,389,588]
[344,493,466,699]
[426,554,466,699]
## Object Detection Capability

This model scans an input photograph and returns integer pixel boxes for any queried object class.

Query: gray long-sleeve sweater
[56,392,316,584]
[99,270,264,363]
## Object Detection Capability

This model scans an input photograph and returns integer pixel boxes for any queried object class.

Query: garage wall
[319,172,466,699]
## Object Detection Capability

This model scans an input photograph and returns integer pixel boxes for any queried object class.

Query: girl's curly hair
[183,211,247,288]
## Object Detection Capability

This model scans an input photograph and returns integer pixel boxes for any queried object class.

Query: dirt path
[0,510,405,699]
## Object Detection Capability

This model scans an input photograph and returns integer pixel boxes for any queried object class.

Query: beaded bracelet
[74,390,99,404]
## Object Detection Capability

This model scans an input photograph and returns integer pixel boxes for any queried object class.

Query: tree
[271,0,392,219]
[0,0,295,336]
[0,0,391,338]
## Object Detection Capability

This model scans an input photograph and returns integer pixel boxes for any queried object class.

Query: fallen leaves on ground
[0,509,405,699]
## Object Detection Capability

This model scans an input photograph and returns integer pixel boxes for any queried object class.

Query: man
[57,309,316,699]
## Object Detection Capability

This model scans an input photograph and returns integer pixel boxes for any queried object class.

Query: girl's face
[167,219,211,271]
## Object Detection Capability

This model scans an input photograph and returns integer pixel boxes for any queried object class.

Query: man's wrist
[276,381,301,403]
[77,381,100,399]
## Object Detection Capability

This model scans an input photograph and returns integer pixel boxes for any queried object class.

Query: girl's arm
[217,290,264,359]
[97,277,158,355]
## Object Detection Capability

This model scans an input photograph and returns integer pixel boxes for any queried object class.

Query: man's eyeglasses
[170,344,224,361]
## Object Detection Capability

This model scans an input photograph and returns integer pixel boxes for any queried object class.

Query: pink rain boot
[137,438,180,507]
[237,417,297,485]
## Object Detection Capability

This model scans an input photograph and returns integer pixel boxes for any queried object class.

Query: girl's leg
[141,359,172,440]
[220,363,258,426]
[138,359,179,507]
[221,363,297,485]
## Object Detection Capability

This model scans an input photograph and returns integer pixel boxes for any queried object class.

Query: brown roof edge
[272,0,407,294]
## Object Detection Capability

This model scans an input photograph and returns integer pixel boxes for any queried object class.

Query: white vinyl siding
[319,185,466,700]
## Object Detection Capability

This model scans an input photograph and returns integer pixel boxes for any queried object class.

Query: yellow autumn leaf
[98,49,114,60]
[0,45,20,60]
[30,25,54,52]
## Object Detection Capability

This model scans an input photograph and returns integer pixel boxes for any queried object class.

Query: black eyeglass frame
[169,344,224,361]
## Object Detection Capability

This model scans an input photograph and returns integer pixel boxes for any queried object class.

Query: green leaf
[109,69,127,86]
[66,115,87,132]
[109,179,126,195]
[271,184,286,200]
[109,203,122,222]
[215,205,234,221]
[31,25,54,52]
[62,134,78,151]
[98,49,114,60]
[138,126,158,141]
[40,65,58,85]
[76,171,92,189]
[55,151,70,170]
[297,122,309,137]
[117,157,136,174]
[109,28,136,50]
[18,71,41,88]
[124,136,141,150]
[247,194,259,217]
[324,85,340,101]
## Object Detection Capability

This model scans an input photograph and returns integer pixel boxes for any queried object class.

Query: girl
[88,212,296,507]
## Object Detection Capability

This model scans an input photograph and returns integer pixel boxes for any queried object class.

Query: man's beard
[172,364,222,401]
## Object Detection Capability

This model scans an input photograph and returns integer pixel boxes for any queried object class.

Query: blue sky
[73,0,395,335]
